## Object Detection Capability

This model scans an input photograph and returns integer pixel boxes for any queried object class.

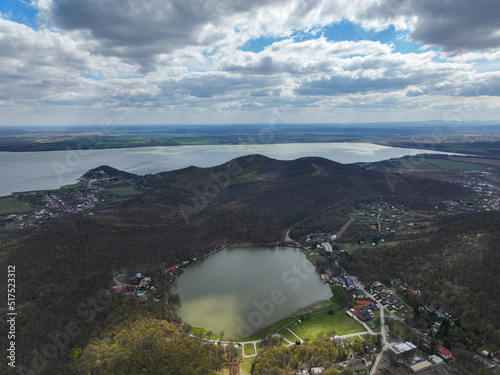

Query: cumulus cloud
[360,0,500,54]
[35,0,387,70]
[36,0,294,69]
[1,0,499,124]
[408,0,500,54]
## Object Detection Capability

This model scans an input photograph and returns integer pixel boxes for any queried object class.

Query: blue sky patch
[238,35,284,53]
[238,19,433,56]
[80,73,105,81]
[0,0,38,30]
[322,20,427,55]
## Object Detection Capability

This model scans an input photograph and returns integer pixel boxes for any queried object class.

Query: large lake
[0,142,450,197]
[172,246,332,339]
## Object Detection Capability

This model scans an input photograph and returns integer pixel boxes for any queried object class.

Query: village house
[351,305,374,321]
[429,355,444,365]
[389,341,417,363]
[114,285,136,293]
[438,345,453,360]
[386,296,397,305]
[392,301,404,311]
[353,289,365,299]
[379,292,390,300]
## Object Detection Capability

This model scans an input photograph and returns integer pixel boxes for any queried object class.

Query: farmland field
[0,199,34,214]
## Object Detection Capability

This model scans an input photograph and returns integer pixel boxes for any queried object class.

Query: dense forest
[0,155,476,373]
[72,298,226,375]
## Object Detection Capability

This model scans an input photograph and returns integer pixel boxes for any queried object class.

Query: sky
[1,0,500,126]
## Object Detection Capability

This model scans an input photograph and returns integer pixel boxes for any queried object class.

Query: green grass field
[387,319,410,340]
[371,310,381,333]
[277,329,297,342]
[476,344,499,355]
[191,327,220,340]
[302,249,322,265]
[394,307,411,319]
[243,300,337,341]
[0,199,34,214]
[105,185,142,196]
[239,360,252,374]
[398,157,485,171]
[341,242,363,254]
[243,343,256,356]
[281,310,364,341]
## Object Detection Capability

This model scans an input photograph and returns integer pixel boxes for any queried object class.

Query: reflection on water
[172,246,332,339]
[0,142,452,197]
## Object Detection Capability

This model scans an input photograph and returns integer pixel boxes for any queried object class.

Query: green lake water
[172,246,332,339]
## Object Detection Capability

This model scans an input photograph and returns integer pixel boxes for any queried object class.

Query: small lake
[172,246,332,339]
[0,142,454,197]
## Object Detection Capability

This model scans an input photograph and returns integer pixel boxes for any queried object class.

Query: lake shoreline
[172,245,332,339]
[0,140,374,153]
[1,142,459,198]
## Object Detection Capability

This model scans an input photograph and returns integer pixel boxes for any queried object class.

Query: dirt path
[336,219,353,239]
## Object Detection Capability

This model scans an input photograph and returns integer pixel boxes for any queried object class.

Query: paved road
[287,327,303,343]
[370,302,387,374]
[240,341,260,358]
[339,267,390,375]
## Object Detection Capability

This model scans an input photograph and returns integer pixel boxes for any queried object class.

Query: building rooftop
[390,341,417,355]
[429,355,444,365]
[410,360,432,373]
[439,345,453,357]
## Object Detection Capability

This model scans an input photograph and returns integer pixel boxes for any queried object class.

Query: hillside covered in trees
[72,298,226,375]
[0,155,476,373]
[342,211,500,341]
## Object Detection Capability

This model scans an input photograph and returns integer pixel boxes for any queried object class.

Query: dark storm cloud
[410,0,500,53]
[50,1,209,46]
[44,0,287,70]
[364,0,500,53]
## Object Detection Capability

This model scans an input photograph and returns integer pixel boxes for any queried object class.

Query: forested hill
[143,154,473,214]
[0,155,475,373]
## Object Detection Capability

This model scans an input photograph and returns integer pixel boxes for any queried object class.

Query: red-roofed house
[438,345,452,360]
[114,285,136,293]
[356,300,372,305]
